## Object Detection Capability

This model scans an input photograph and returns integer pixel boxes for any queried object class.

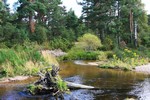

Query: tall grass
[100,48,149,70]
[0,45,58,78]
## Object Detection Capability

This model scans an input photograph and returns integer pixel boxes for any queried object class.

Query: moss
[27,84,43,95]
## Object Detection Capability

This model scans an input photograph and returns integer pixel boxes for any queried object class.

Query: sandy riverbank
[0,76,31,83]
[134,63,150,74]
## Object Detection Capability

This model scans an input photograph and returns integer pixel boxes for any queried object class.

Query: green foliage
[65,9,78,29]
[63,47,101,60]
[0,0,149,77]
[60,28,76,42]
[105,51,114,59]
[102,36,114,50]
[62,33,104,60]
[0,49,23,66]
[100,48,149,70]
[81,0,149,47]
[32,51,44,62]
[27,84,43,95]
[50,37,72,51]
[56,77,68,92]
[0,44,45,77]
[27,84,37,95]
[97,51,107,61]
[140,32,150,47]
[77,33,102,51]
[32,25,48,44]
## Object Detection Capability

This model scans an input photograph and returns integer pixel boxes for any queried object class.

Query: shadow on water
[59,60,150,100]
[0,60,150,100]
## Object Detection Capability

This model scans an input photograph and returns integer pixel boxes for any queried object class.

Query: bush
[106,51,114,59]
[33,25,48,44]
[0,49,23,66]
[100,48,149,70]
[0,44,47,77]
[50,37,72,51]
[97,51,107,61]
[60,28,75,42]
[63,47,102,60]
[13,29,29,44]
[77,33,102,51]
[140,32,150,47]
[102,37,114,50]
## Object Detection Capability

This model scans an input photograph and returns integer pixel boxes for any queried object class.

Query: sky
[7,0,150,17]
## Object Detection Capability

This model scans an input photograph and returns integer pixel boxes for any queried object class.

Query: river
[0,60,150,100]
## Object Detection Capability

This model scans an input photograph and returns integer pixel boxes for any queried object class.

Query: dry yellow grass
[2,63,15,77]
[41,50,59,66]
[0,50,59,77]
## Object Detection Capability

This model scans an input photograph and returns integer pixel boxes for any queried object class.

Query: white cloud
[141,0,150,14]
[62,0,82,17]
[6,0,150,16]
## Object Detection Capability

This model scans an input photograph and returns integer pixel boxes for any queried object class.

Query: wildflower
[133,53,137,57]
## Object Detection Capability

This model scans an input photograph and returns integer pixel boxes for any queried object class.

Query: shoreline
[0,76,31,83]
[134,63,150,74]
[74,60,150,74]
[0,63,150,83]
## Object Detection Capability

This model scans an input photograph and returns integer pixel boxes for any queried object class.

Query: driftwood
[26,65,61,96]
[26,65,97,98]
[66,81,95,89]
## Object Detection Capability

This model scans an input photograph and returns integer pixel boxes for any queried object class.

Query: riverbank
[134,63,150,74]
[73,60,150,74]
[1,60,148,100]
[0,60,150,83]
[0,76,31,83]
[0,49,65,83]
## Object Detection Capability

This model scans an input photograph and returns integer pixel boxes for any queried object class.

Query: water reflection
[59,61,149,99]
[0,60,150,100]
[130,78,150,100]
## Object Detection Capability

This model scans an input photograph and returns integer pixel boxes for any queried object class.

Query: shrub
[0,44,58,77]
[103,37,114,50]
[77,33,102,51]
[97,51,107,61]
[100,48,149,70]
[33,25,48,44]
[140,32,150,47]
[50,37,72,51]
[106,51,114,59]
[63,47,102,60]
[60,28,75,42]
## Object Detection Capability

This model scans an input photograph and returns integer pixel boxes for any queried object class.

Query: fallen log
[66,81,95,90]
[66,81,132,91]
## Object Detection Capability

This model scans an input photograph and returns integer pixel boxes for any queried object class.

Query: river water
[0,60,150,100]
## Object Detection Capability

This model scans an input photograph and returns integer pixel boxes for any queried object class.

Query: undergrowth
[0,44,58,78]
[100,48,149,70]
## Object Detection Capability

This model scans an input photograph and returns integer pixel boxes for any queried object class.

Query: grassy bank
[99,48,149,70]
[61,47,149,71]
[59,33,149,71]
[0,44,58,78]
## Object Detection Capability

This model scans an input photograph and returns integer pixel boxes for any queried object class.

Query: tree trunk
[28,0,35,33]
[130,9,134,44]
[134,21,138,47]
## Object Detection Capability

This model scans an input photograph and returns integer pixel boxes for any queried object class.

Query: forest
[0,0,150,99]
[0,0,150,77]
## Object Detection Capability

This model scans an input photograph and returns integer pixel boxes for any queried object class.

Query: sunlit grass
[100,48,149,70]
[0,47,58,78]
